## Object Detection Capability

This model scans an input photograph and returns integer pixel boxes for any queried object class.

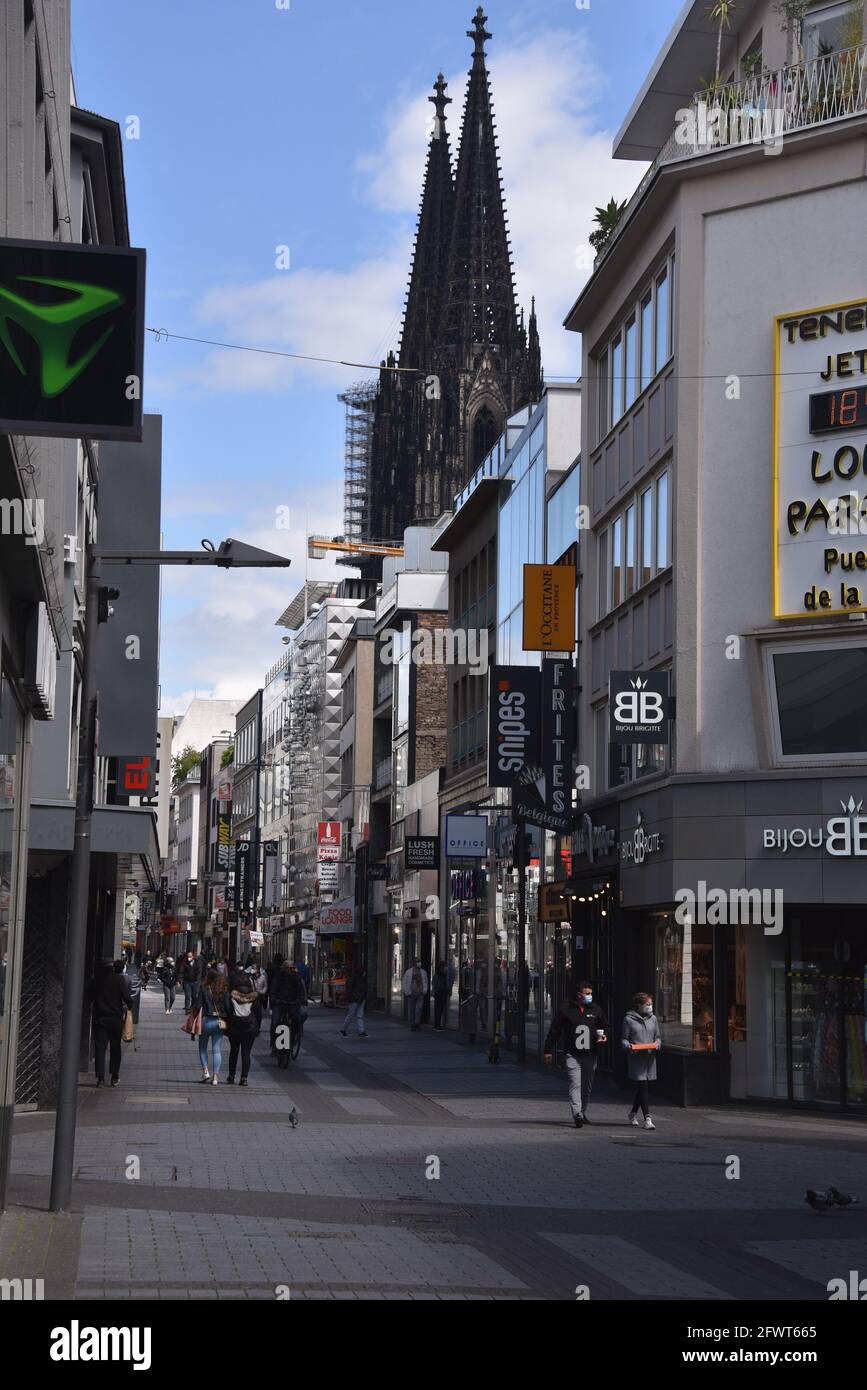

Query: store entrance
[776,910,867,1110]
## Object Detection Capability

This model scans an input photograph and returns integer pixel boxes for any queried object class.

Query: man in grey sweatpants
[543,981,609,1128]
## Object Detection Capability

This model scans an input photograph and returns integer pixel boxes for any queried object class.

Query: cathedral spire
[439,8,520,354]
[397,73,455,371]
[528,296,543,401]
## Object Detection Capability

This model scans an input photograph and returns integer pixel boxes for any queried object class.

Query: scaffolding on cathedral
[338,380,377,546]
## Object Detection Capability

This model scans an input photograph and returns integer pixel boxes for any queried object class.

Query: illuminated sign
[774,299,867,618]
[0,237,145,439]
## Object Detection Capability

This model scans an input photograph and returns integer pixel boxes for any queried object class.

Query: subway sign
[0,238,145,440]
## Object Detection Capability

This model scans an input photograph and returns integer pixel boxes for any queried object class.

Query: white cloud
[158,482,346,715]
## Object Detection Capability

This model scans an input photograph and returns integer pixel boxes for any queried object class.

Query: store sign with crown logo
[609,670,671,745]
[762,795,867,857]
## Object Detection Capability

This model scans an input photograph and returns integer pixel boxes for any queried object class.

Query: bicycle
[274,1005,304,1068]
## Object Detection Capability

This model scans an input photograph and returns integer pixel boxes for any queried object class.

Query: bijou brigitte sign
[762,796,867,857]
[774,297,867,618]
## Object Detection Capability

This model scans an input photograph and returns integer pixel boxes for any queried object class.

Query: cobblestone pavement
[1,986,865,1300]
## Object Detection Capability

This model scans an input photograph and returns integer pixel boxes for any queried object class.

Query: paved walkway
[1,984,865,1300]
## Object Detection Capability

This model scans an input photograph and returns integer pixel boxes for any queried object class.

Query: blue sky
[71,0,682,712]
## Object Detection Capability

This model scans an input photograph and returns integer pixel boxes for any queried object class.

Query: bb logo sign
[609,670,671,745]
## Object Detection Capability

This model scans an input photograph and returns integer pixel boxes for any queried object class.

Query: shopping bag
[122,1010,135,1043]
[181,1007,203,1037]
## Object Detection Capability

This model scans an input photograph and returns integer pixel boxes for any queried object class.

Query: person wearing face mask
[543,980,608,1128]
[621,992,661,1129]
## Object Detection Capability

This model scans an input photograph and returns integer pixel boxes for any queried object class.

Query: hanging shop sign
[216,812,232,870]
[317,821,341,859]
[445,813,488,857]
[318,859,338,891]
[117,754,155,798]
[774,298,867,617]
[320,901,355,933]
[234,841,251,911]
[538,883,569,922]
[609,669,671,745]
[405,835,440,870]
[488,666,541,787]
[301,927,316,945]
[0,237,145,440]
[573,813,617,864]
[511,659,575,833]
[263,840,281,910]
[620,810,664,866]
[215,765,233,804]
[761,795,867,857]
[522,563,577,652]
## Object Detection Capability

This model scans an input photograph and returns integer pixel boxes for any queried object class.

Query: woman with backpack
[225,968,263,1086]
[198,967,230,1084]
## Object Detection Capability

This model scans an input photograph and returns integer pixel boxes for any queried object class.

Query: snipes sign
[0,238,145,440]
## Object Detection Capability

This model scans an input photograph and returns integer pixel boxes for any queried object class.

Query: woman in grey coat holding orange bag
[621,992,661,1130]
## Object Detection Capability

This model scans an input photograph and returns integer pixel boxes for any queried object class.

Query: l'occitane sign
[522,563,576,651]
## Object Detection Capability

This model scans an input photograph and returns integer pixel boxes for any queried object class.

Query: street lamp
[49,537,291,1212]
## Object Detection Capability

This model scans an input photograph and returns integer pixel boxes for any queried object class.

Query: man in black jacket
[88,959,132,1086]
[181,952,203,1012]
[270,962,307,1053]
[544,981,608,1128]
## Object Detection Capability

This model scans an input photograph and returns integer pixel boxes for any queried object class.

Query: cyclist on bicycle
[270,961,307,1057]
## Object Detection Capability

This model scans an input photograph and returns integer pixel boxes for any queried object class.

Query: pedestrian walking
[432,959,450,1030]
[181,952,202,1012]
[158,956,178,1013]
[544,980,609,1128]
[198,968,229,1084]
[88,958,131,1087]
[622,992,661,1130]
[225,969,263,1086]
[403,958,428,1032]
[340,967,368,1038]
[123,953,143,1048]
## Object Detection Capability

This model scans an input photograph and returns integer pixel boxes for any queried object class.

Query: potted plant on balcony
[707,0,738,84]
[589,197,628,255]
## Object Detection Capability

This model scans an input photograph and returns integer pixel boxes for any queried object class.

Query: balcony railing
[597,42,867,270]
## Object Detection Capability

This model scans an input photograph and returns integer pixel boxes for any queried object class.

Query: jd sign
[0,238,145,440]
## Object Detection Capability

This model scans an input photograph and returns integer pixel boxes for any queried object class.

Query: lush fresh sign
[0,238,145,440]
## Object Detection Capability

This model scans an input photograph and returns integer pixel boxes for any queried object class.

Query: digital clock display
[809,387,867,434]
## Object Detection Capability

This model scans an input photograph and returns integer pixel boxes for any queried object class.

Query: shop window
[655,915,715,1052]
[767,642,867,759]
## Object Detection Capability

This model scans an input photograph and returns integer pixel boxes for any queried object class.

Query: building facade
[565,0,867,1109]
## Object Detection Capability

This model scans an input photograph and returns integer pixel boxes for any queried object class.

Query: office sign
[405,835,440,870]
[445,814,488,858]
[216,812,232,870]
[0,238,145,439]
[774,298,867,617]
[234,841,251,911]
[609,670,670,745]
[488,666,541,788]
[522,564,576,652]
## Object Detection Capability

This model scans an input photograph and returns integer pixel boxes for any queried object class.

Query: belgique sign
[0,238,145,440]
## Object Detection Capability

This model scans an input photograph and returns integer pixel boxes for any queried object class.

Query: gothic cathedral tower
[367,7,542,545]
